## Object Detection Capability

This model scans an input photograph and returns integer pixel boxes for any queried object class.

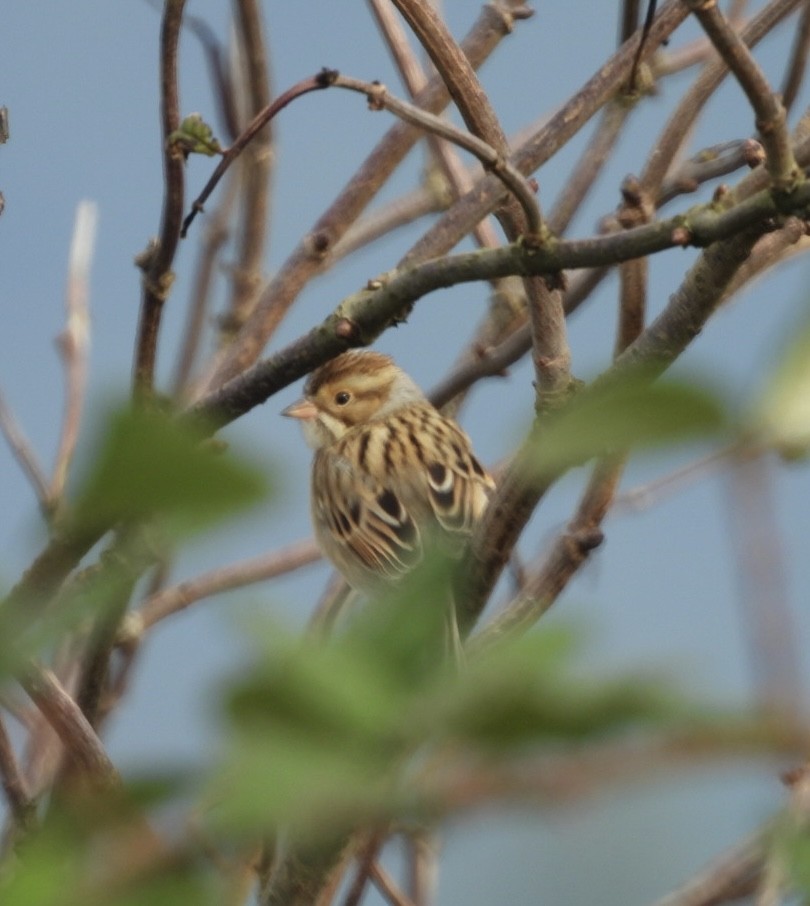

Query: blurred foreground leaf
[529,373,728,477]
[69,406,267,538]
[209,590,681,845]
[0,776,219,906]
[751,306,810,458]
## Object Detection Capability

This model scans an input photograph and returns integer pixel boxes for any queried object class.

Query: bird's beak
[281,397,318,420]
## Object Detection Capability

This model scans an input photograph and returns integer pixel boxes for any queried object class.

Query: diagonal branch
[197,2,535,389]
[331,74,542,235]
[685,0,798,187]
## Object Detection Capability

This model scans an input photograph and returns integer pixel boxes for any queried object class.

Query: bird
[282,350,495,610]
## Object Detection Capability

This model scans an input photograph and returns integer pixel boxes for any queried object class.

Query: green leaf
[428,631,677,750]
[0,778,217,906]
[207,725,397,843]
[68,406,267,538]
[527,373,728,477]
[751,307,810,457]
[167,113,222,157]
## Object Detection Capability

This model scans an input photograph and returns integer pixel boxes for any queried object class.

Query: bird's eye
[335,391,351,406]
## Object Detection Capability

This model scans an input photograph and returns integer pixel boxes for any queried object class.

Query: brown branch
[401,0,690,269]
[171,176,237,396]
[132,538,321,632]
[367,0,502,254]
[641,0,801,196]
[224,0,273,337]
[404,830,437,906]
[0,713,34,832]
[469,179,653,644]
[188,173,810,431]
[182,71,335,239]
[525,279,571,400]
[51,200,96,504]
[620,0,643,45]
[657,138,765,208]
[20,663,120,789]
[653,833,765,906]
[390,0,510,151]
[0,388,50,512]
[780,0,810,111]
[133,0,187,399]
[184,11,240,141]
[332,74,542,236]
[727,451,802,721]
[200,2,533,388]
[458,218,765,633]
[685,0,798,187]
[369,861,416,906]
[549,100,633,234]
[341,831,387,906]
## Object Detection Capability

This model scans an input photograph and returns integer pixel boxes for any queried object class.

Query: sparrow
[282,350,494,600]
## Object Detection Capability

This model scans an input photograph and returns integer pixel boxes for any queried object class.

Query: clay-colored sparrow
[282,350,494,597]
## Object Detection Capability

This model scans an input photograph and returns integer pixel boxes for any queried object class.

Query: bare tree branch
[50,200,96,504]
[133,0,187,399]
[686,0,798,186]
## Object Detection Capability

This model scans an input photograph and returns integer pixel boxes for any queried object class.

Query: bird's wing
[312,446,423,584]
[419,417,494,535]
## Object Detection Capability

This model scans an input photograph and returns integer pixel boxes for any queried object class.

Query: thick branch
[189,178,810,430]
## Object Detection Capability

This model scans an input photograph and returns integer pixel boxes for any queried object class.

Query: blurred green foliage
[0,369,790,902]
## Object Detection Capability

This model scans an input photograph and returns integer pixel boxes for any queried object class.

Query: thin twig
[172,175,237,396]
[133,0,187,399]
[225,0,273,336]
[685,0,798,186]
[332,74,542,236]
[657,138,765,208]
[642,0,801,196]
[780,0,810,112]
[0,713,33,831]
[428,268,609,409]
[20,663,120,789]
[185,11,240,142]
[51,200,96,504]
[342,831,387,906]
[367,0,502,254]
[369,861,416,906]
[653,833,765,906]
[182,71,336,238]
[419,724,806,818]
[549,100,632,235]
[0,388,51,511]
[653,1,749,77]
[132,539,321,633]
[199,2,534,389]
[727,451,802,721]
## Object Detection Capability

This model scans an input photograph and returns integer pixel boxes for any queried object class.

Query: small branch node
[742,139,766,169]
[671,225,692,246]
[305,230,333,259]
[316,67,340,87]
[335,318,361,341]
